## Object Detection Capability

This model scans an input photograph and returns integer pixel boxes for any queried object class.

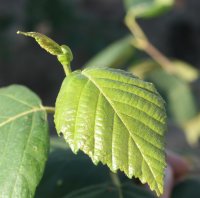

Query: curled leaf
[17,31,62,55]
[17,31,73,75]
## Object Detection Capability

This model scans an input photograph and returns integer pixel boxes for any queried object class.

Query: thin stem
[57,55,72,76]
[110,172,123,198]
[17,31,73,76]
[125,13,175,74]
[143,42,175,74]
[43,106,55,114]
[58,45,73,76]
[63,63,72,76]
[125,14,147,42]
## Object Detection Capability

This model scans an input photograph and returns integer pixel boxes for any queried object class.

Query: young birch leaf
[17,31,73,75]
[54,67,167,196]
[17,31,62,55]
[0,85,49,198]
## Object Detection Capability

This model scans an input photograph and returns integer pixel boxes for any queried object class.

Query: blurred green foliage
[124,0,174,18]
[85,36,134,68]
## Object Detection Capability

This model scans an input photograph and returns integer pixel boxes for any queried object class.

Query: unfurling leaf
[54,67,167,196]
[17,31,62,55]
[0,85,49,198]
[17,31,73,75]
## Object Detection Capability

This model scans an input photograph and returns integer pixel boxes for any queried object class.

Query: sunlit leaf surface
[55,67,167,195]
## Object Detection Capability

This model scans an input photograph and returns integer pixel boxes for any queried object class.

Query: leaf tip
[17,31,27,36]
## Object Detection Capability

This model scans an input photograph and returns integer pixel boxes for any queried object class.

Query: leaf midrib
[0,106,45,167]
[82,71,161,193]
[9,113,35,197]
[0,107,45,128]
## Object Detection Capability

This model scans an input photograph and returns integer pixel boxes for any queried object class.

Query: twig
[125,12,175,74]
[43,106,55,114]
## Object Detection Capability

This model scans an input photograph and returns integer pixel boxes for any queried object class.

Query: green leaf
[0,85,49,198]
[183,114,200,145]
[129,60,200,144]
[17,31,73,75]
[129,59,199,83]
[54,67,167,196]
[172,60,199,83]
[17,31,63,55]
[85,36,134,69]
[124,0,174,18]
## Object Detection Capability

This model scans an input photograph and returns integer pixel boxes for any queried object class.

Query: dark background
[1,0,200,106]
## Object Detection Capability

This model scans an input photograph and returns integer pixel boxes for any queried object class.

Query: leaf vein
[10,113,35,197]
[120,112,163,139]
[0,93,34,108]
[113,99,165,125]
[82,71,161,192]
[0,107,45,128]
[104,86,164,110]
[96,77,158,96]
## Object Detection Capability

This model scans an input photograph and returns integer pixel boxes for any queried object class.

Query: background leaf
[36,137,155,198]
[124,0,174,18]
[85,36,134,69]
[0,85,49,198]
[171,61,199,83]
[35,138,112,198]
[129,59,199,83]
[54,67,167,195]
[183,114,200,145]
